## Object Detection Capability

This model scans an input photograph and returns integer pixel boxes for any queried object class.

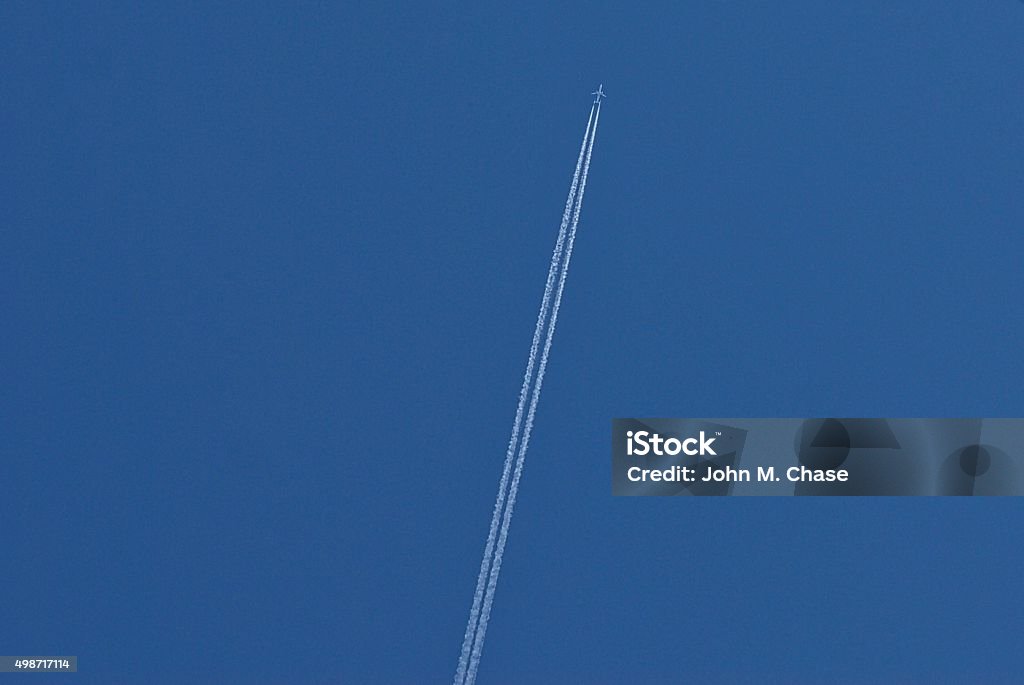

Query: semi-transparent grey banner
[612,419,1024,496]
[0,656,76,672]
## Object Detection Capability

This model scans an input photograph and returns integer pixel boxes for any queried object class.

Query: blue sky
[3,2,1024,682]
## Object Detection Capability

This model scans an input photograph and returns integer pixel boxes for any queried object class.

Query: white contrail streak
[464,102,601,685]
[453,103,596,685]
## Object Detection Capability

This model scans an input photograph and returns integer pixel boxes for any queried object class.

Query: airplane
[592,84,606,104]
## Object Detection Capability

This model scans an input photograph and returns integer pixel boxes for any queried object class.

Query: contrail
[453,103,596,685]
[464,102,601,685]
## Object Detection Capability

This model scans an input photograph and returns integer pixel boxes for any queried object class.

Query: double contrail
[453,102,594,685]
[454,96,602,685]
